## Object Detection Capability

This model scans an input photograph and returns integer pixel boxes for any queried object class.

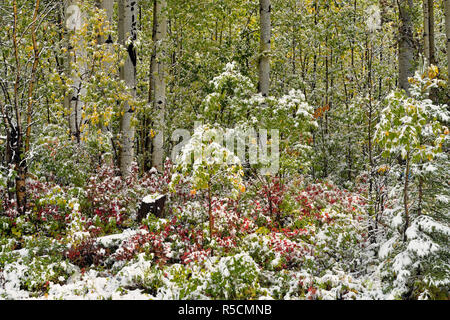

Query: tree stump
[137,194,167,223]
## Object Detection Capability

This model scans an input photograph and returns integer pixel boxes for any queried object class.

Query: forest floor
[0,166,394,300]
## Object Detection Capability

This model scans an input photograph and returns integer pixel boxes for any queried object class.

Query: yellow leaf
[428,65,439,79]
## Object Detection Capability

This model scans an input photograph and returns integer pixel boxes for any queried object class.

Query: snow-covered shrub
[260,269,303,299]
[377,203,450,299]
[201,62,316,175]
[242,233,278,271]
[170,125,244,197]
[84,160,172,234]
[64,236,108,268]
[31,125,102,187]
[310,208,369,274]
[201,61,255,127]
[165,263,206,299]
[203,253,262,299]
[135,264,166,296]
[0,179,86,240]
[29,181,84,238]
[253,89,317,174]
[375,66,448,163]
[112,215,202,268]
[84,165,135,233]
[247,176,288,229]
[0,237,76,298]
[208,197,241,239]
[171,200,206,226]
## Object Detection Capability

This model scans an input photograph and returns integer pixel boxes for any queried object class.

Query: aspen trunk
[96,0,115,166]
[24,0,40,155]
[118,0,137,177]
[96,1,115,114]
[63,1,71,140]
[397,0,415,95]
[66,0,85,143]
[150,0,167,172]
[258,0,271,97]
[97,0,114,45]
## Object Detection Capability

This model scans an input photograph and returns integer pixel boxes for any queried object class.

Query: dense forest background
[0,0,448,300]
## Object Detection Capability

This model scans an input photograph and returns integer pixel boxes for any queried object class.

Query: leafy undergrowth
[0,163,439,300]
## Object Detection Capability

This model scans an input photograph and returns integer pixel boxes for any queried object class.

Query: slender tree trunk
[445,0,450,101]
[423,0,430,63]
[24,0,40,155]
[10,0,40,214]
[5,128,15,202]
[150,0,167,172]
[425,0,438,100]
[208,183,214,240]
[96,0,115,166]
[367,32,376,242]
[258,0,271,97]
[66,0,85,143]
[291,18,296,75]
[418,175,423,216]
[417,136,424,217]
[11,1,24,214]
[63,1,72,140]
[428,0,435,65]
[403,151,410,242]
[118,0,137,177]
[397,0,415,95]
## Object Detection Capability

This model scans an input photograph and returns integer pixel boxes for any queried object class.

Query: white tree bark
[150,0,167,172]
[96,0,115,166]
[118,0,137,177]
[258,0,271,97]
[65,0,85,142]
[98,0,114,45]
[63,1,72,139]
[397,0,414,95]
